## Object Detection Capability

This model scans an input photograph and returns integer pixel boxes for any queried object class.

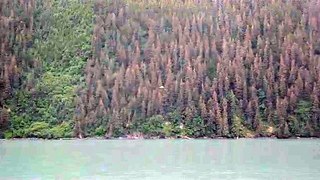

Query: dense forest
[0,0,320,139]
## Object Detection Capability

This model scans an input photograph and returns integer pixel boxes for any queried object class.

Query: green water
[0,139,320,179]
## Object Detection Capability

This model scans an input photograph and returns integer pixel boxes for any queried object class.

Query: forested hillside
[1,0,320,139]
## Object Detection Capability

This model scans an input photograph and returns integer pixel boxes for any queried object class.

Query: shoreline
[1,136,319,141]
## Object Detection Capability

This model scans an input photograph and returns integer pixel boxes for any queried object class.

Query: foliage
[141,115,165,137]
[94,126,107,137]
[230,115,247,138]
[295,100,312,124]
[27,122,51,138]
[2,0,320,139]
[162,122,175,137]
[49,122,73,139]
[288,115,300,135]
[185,116,206,138]
[4,131,13,139]
[2,0,94,139]
[4,121,73,139]
[165,111,183,135]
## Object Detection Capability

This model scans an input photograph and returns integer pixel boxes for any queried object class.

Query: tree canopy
[1,0,320,139]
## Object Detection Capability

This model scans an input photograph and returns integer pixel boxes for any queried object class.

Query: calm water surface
[0,139,320,179]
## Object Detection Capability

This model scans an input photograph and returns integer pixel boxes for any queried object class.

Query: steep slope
[75,0,320,138]
[1,0,93,138]
[1,0,320,139]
